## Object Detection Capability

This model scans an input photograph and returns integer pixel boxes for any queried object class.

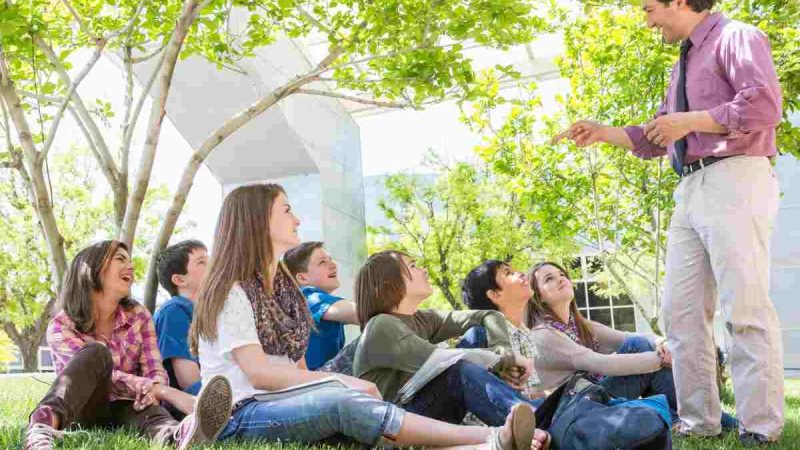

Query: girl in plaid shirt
[24,240,232,450]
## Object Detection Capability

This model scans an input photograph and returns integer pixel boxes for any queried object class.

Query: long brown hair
[355,250,411,328]
[189,183,285,353]
[58,240,136,334]
[527,261,595,348]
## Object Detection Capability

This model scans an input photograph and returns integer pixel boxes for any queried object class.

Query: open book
[396,348,501,405]
[252,376,348,403]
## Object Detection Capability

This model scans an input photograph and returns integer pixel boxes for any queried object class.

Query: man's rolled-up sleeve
[708,28,782,138]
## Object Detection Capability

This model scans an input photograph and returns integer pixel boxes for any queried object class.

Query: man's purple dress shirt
[624,12,782,163]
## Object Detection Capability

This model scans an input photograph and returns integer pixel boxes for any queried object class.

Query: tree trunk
[3,322,46,373]
[0,62,68,288]
[19,338,39,373]
[440,286,462,311]
[120,0,204,249]
[605,260,663,336]
[113,183,128,232]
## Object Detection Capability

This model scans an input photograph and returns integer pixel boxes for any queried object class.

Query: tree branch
[39,39,107,162]
[294,88,415,109]
[1,97,35,200]
[59,0,100,42]
[1,95,13,153]
[313,41,471,78]
[17,91,107,178]
[295,6,335,37]
[139,38,351,309]
[33,35,119,186]
[606,253,659,291]
[120,0,207,248]
[108,0,148,42]
[123,45,166,177]
[131,41,168,64]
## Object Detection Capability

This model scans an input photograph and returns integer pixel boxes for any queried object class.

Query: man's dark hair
[157,239,207,297]
[461,260,507,311]
[284,241,325,277]
[657,0,716,13]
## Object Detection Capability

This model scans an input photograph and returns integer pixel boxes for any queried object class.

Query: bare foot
[532,429,549,450]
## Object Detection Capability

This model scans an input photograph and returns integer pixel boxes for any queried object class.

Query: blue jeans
[599,336,679,423]
[602,336,738,430]
[404,360,543,427]
[457,326,488,350]
[218,385,405,445]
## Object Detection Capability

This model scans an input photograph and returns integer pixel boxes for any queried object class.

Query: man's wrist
[683,111,701,133]
[598,124,612,143]
[684,110,727,135]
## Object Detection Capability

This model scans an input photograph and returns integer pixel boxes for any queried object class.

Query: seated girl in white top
[189,183,550,450]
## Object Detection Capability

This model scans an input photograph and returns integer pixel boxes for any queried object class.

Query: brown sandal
[491,404,544,450]
[511,404,536,450]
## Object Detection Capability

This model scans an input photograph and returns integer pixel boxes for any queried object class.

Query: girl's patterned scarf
[240,266,313,362]
[544,311,603,382]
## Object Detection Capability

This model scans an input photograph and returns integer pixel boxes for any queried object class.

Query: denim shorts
[218,385,405,446]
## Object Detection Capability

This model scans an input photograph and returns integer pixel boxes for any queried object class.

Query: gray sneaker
[24,406,63,450]
[24,423,65,450]
[174,375,233,450]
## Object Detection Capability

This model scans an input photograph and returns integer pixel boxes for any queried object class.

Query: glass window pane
[586,282,610,307]
[613,307,637,332]
[615,293,634,306]
[575,282,588,308]
[591,308,612,328]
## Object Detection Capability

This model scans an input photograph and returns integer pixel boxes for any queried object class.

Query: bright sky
[359,77,569,175]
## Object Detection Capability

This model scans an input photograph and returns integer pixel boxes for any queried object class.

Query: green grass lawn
[1,375,797,449]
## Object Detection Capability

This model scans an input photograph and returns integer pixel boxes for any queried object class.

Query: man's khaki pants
[663,155,784,440]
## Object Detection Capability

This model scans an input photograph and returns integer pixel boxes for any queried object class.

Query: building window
[573,256,636,332]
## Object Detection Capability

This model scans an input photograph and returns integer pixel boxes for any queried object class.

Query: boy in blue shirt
[153,240,207,395]
[284,241,358,370]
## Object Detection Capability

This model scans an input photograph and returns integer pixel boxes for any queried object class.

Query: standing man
[558,0,783,445]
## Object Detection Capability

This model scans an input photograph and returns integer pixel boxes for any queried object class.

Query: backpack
[539,374,672,450]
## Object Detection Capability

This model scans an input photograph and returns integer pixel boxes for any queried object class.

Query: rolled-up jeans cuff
[376,404,406,447]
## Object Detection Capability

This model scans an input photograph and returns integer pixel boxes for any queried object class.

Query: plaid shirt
[508,321,542,399]
[47,302,168,401]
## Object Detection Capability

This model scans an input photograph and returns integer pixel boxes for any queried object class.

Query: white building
[141,41,367,307]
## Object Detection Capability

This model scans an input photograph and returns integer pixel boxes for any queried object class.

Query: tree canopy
[1,0,553,312]
[369,153,537,310]
[376,0,798,333]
